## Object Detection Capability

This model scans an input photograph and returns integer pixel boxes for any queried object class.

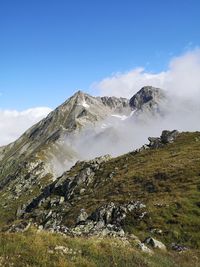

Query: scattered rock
[137,243,154,254]
[150,228,163,235]
[71,201,146,237]
[171,243,189,252]
[8,221,31,233]
[144,237,166,250]
[77,209,88,224]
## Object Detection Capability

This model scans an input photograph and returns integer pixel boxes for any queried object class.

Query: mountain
[1,130,200,267]
[0,87,200,266]
[0,91,130,197]
[0,87,165,198]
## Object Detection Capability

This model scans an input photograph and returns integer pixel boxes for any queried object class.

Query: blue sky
[0,0,200,110]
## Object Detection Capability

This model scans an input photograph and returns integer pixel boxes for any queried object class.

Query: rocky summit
[0,87,200,267]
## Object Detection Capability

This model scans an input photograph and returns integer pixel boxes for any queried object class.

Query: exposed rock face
[148,130,179,149]
[0,91,130,202]
[72,201,147,237]
[129,86,166,117]
[132,130,179,154]
[100,96,129,113]
[19,155,111,215]
[161,130,179,144]
[0,87,168,206]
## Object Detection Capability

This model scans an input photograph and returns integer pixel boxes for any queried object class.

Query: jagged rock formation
[15,155,112,231]
[132,130,179,153]
[129,86,166,119]
[71,201,147,237]
[148,130,179,149]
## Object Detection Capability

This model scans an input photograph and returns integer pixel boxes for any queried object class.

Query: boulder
[161,130,179,144]
[148,130,179,149]
[144,237,166,250]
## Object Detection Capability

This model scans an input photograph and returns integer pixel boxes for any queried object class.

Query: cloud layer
[93,49,200,101]
[0,107,52,146]
[1,48,200,149]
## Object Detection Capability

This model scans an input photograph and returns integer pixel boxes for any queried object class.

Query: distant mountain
[0,86,167,228]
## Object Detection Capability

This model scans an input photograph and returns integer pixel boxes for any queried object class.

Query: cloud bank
[55,48,200,174]
[0,107,52,146]
[93,48,200,101]
[1,48,200,152]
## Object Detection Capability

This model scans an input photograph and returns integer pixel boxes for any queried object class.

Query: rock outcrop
[129,86,166,118]
[148,130,179,149]
[72,201,146,237]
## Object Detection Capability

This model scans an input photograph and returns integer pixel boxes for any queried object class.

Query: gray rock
[148,130,179,149]
[130,86,165,110]
[148,137,163,149]
[144,237,166,250]
[137,243,153,254]
[77,209,88,224]
[161,130,179,144]
[71,200,147,237]
[171,243,188,252]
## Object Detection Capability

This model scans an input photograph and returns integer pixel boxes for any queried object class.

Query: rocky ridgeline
[72,201,147,237]
[14,130,179,232]
[129,86,166,118]
[148,130,179,149]
[133,130,179,154]
[6,129,187,254]
[15,155,112,228]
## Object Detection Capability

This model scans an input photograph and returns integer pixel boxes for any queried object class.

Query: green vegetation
[1,132,200,266]
[0,229,199,267]
[61,132,200,248]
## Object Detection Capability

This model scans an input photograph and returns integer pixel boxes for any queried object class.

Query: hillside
[0,88,200,266]
[0,131,200,266]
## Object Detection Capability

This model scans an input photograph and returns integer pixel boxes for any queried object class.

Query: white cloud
[93,48,200,100]
[0,107,52,146]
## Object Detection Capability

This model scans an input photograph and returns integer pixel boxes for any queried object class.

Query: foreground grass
[0,229,199,267]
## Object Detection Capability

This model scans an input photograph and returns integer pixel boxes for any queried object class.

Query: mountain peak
[129,86,166,110]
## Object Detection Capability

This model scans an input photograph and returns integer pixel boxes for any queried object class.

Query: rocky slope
[2,129,200,252]
[0,87,200,266]
[0,86,165,202]
[0,91,130,199]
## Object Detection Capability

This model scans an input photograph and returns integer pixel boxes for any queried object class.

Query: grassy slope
[0,229,199,267]
[62,132,200,248]
[0,132,200,266]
